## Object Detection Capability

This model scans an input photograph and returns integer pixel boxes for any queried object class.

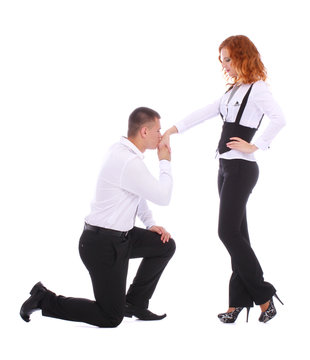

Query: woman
[164,35,285,323]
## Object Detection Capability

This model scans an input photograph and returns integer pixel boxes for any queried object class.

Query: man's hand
[226,137,258,153]
[157,139,171,161]
[149,226,171,243]
[160,133,171,153]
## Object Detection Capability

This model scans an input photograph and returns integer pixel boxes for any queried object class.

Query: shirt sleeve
[121,158,173,206]
[136,198,156,229]
[175,98,221,133]
[252,81,286,150]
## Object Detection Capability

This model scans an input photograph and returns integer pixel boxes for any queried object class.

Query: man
[20,107,175,328]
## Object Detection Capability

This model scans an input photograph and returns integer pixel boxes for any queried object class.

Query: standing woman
[164,35,285,323]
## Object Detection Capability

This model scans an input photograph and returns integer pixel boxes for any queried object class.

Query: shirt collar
[120,137,144,159]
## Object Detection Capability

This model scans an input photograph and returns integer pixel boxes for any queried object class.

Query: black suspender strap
[235,83,253,125]
[220,85,234,119]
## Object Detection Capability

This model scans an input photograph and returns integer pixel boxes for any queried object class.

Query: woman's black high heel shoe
[259,294,284,323]
[218,307,250,323]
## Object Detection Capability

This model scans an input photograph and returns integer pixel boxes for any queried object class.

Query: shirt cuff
[159,159,172,170]
[253,137,270,151]
[146,223,156,230]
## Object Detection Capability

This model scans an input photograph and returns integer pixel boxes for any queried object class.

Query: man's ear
[140,126,148,138]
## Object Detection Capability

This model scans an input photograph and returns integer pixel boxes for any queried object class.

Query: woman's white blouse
[175,80,286,161]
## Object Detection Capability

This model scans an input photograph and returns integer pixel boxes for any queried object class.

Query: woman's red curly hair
[219,35,267,84]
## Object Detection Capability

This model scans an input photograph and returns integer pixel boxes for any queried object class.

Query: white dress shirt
[175,80,286,161]
[85,137,173,231]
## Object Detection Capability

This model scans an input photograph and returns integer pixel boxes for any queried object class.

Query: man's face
[145,117,162,149]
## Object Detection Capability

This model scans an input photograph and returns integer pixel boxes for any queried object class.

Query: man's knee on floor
[96,315,123,328]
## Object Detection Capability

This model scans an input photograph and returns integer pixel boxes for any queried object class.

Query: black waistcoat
[217,84,263,155]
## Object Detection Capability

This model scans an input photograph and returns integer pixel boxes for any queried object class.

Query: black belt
[84,223,129,238]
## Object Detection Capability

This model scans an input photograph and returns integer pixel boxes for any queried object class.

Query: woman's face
[220,47,238,79]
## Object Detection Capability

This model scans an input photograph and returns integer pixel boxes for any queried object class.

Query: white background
[1,0,309,359]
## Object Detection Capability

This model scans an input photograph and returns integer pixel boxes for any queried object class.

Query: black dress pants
[218,159,276,307]
[41,226,176,327]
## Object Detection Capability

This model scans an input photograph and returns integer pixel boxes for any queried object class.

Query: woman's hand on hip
[226,137,258,154]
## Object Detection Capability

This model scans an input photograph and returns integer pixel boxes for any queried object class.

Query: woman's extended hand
[226,137,258,153]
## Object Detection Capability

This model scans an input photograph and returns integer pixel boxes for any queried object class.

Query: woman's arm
[252,81,286,150]
[164,125,179,136]
[161,97,221,152]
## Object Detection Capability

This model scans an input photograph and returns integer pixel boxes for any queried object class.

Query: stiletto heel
[259,293,284,323]
[246,307,250,323]
[274,293,284,305]
[218,307,250,324]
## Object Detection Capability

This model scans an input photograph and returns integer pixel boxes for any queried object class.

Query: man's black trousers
[41,226,176,327]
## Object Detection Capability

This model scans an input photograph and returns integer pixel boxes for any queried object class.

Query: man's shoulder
[110,141,139,159]
[98,143,141,185]
[105,142,141,170]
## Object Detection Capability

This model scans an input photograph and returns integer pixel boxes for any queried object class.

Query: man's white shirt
[85,137,172,231]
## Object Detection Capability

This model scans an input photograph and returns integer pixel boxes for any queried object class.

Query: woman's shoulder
[252,80,270,91]
[250,80,272,97]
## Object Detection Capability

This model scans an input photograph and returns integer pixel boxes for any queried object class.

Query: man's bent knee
[96,315,123,328]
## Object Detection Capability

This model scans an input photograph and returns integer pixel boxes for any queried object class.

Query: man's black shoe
[20,282,47,322]
[124,303,166,321]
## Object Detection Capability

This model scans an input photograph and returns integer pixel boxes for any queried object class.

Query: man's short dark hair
[127,107,160,138]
